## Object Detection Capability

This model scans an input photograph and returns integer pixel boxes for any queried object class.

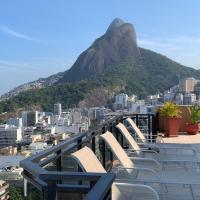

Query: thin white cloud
[0,25,41,43]
[166,36,200,44]
[138,35,200,49]
[138,35,200,68]
[0,60,35,71]
[138,39,177,49]
[0,57,72,72]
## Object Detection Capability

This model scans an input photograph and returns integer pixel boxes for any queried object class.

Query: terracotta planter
[164,117,181,137]
[185,123,198,135]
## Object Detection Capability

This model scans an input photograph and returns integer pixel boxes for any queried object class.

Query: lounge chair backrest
[100,131,134,173]
[116,123,141,155]
[71,146,106,173]
[126,118,146,142]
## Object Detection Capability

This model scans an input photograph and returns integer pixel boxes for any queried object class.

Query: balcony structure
[20,109,200,199]
[20,114,156,200]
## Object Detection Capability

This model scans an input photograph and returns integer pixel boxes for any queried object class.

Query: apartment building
[0,125,22,148]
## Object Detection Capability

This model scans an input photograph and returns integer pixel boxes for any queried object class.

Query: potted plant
[185,105,200,135]
[159,102,181,137]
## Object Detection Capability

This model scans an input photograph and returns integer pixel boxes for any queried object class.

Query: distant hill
[0,72,64,101]
[1,18,200,113]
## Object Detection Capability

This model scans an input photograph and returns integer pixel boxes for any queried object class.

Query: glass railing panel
[26,182,43,200]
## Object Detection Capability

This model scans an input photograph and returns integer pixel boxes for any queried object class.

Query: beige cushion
[126,118,146,141]
[71,146,106,173]
[100,131,134,172]
[116,123,141,155]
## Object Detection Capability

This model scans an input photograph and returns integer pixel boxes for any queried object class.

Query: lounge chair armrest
[139,149,160,156]
[125,148,159,155]
[125,149,160,160]
[129,156,162,170]
[138,143,158,148]
[117,166,160,180]
[114,182,160,200]
[158,146,197,155]
[139,145,197,155]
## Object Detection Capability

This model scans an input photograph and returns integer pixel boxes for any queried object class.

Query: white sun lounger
[72,145,200,200]
[116,122,199,165]
[100,131,200,199]
[71,146,159,200]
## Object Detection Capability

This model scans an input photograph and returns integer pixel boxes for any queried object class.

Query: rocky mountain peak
[106,18,125,32]
[59,18,140,83]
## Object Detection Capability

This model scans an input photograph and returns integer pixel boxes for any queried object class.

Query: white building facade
[0,125,22,148]
[114,93,128,109]
[54,103,62,116]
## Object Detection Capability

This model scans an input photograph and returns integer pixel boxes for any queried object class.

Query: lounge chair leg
[184,161,188,172]
[163,184,168,193]
[160,183,165,199]
[162,163,165,171]
[189,185,195,200]
[197,162,200,172]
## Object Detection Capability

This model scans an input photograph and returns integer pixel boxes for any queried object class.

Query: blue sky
[0,0,200,95]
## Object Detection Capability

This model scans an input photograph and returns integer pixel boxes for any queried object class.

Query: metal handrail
[20,113,156,200]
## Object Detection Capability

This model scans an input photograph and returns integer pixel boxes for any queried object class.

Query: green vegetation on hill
[9,187,23,200]
[0,81,99,112]
[1,48,200,113]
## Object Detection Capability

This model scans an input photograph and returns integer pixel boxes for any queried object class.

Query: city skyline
[1,0,200,95]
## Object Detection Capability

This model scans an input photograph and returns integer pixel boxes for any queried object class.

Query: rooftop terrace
[163,133,200,144]
[20,110,200,200]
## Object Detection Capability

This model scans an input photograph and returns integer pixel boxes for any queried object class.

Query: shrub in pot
[186,105,200,135]
[159,102,181,137]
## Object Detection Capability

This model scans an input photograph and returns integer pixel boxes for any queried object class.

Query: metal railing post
[102,126,107,169]
[115,119,120,141]
[77,138,82,150]
[152,114,158,140]
[77,138,83,173]
[148,115,152,143]
[135,114,139,127]
[47,181,57,200]
[108,123,113,164]
[56,150,62,171]
[91,132,96,154]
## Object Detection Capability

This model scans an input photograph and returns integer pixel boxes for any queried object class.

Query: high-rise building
[90,107,105,120]
[0,125,22,148]
[22,111,39,127]
[194,82,200,99]
[175,93,183,105]
[54,103,62,116]
[115,93,128,109]
[179,77,197,93]
[71,110,82,124]
[183,93,196,105]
